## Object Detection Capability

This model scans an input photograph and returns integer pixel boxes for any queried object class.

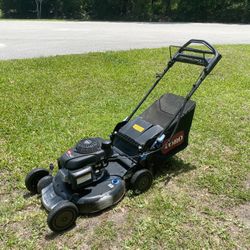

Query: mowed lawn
[0,45,249,249]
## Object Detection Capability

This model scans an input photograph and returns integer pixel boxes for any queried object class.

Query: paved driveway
[0,21,250,60]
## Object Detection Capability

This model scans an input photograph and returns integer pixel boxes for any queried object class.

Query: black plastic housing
[68,166,94,190]
[58,147,105,170]
[112,93,196,164]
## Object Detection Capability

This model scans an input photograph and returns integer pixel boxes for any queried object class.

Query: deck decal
[162,131,184,154]
[132,124,145,132]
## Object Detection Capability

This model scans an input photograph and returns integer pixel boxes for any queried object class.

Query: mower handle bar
[170,39,221,74]
[125,39,221,124]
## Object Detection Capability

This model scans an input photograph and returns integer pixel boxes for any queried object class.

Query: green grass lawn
[0,45,249,249]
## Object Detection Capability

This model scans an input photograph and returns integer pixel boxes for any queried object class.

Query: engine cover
[58,137,105,170]
[76,138,102,154]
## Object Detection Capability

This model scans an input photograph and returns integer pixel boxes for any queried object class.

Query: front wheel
[47,201,78,232]
[131,169,153,195]
[37,175,53,194]
[25,168,49,194]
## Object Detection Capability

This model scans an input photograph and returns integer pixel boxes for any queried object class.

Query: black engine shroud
[58,137,106,171]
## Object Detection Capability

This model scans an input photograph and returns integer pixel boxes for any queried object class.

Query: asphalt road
[0,21,250,60]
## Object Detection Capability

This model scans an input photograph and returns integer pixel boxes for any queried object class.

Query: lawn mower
[25,39,221,232]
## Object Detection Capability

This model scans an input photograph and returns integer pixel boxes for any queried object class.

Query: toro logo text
[162,131,185,154]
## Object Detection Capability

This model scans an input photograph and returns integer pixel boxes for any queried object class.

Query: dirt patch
[40,204,129,249]
[229,174,250,229]
[6,220,33,239]
[244,174,250,190]
[176,186,249,248]
[232,203,250,229]
[163,179,181,194]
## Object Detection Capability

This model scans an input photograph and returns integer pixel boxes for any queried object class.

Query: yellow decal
[133,124,145,132]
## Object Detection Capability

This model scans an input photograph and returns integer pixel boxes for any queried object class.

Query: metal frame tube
[126,61,174,122]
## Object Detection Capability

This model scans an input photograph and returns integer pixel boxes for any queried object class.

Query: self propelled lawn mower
[25,39,221,232]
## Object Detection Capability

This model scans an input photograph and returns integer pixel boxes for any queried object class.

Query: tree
[0,0,249,23]
[34,0,44,19]
[1,0,35,18]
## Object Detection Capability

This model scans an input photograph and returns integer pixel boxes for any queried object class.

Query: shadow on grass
[154,156,197,185]
[23,192,35,199]
[126,156,197,199]
[45,224,77,240]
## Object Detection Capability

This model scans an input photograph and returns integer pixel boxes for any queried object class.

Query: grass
[0,45,249,249]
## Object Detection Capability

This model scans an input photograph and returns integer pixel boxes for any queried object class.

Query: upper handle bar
[170,39,222,74]
[124,39,221,124]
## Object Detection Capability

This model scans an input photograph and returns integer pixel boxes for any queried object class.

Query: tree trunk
[35,0,43,19]
[35,0,39,18]
[39,0,42,19]
[165,0,171,16]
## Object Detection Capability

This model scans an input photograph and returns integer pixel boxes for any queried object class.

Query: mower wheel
[47,201,78,232]
[37,175,53,194]
[25,168,49,194]
[131,169,153,194]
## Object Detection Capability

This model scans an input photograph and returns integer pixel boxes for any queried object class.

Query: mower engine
[57,138,111,190]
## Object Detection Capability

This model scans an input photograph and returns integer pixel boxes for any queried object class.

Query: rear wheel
[25,168,49,194]
[131,169,153,195]
[47,201,78,232]
[37,175,53,194]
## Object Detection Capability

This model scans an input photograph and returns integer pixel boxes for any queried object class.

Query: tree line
[0,0,249,23]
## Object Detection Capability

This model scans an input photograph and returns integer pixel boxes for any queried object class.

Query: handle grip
[170,39,222,74]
